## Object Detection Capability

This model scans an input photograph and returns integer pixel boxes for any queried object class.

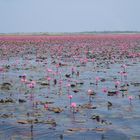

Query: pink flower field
[0,34,140,140]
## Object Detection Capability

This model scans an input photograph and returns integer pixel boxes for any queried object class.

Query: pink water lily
[102,87,108,93]
[128,96,133,104]
[68,95,73,105]
[47,68,53,73]
[44,104,49,110]
[115,81,120,88]
[68,95,73,99]
[28,81,36,89]
[71,102,76,108]
[47,77,51,81]
[21,78,27,83]
[71,102,77,113]
[87,89,94,102]
[95,77,100,85]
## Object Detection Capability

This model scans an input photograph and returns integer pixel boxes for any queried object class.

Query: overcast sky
[0,0,140,33]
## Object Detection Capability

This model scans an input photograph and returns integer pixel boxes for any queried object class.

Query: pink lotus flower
[28,81,36,88]
[47,68,53,73]
[66,83,71,87]
[68,95,73,105]
[87,89,94,102]
[123,73,128,76]
[128,96,133,104]
[44,104,49,109]
[87,89,93,94]
[84,58,88,63]
[95,77,100,81]
[71,102,76,108]
[95,77,100,85]
[28,84,34,88]
[115,81,120,88]
[47,77,51,81]
[102,88,108,93]
[56,64,60,68]
[92,58,95,62]
[68,95,73,99]
[122,64,127,69]
[121,64,127,72]
[115,81,120,85]
[21,78,27,83]
[128,96,133,100]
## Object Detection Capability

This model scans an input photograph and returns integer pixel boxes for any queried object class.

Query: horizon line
[0,31,140,35]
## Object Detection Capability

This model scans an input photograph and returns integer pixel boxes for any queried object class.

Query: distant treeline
[0,31,140,35]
